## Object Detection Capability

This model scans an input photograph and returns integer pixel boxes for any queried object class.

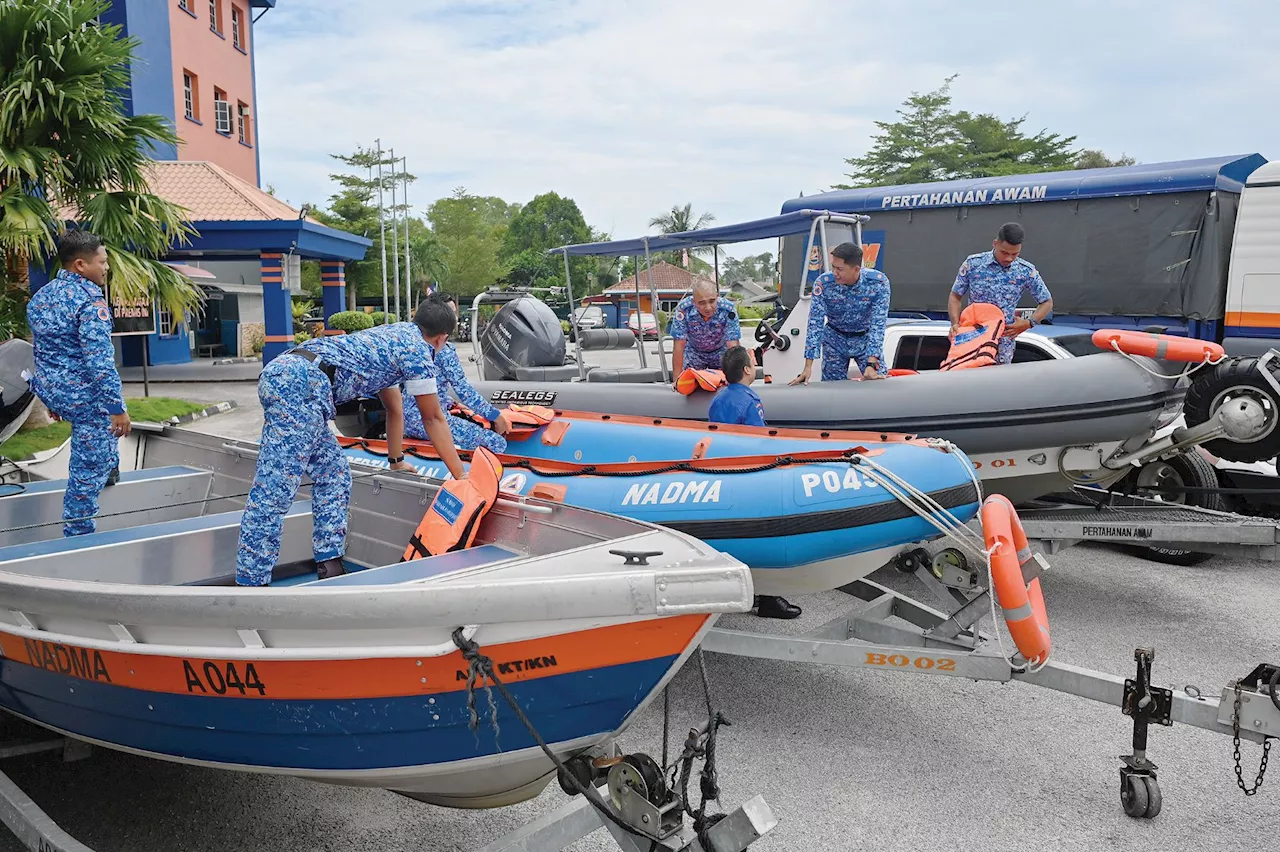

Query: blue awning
[549,209,868,257]
[780,154,1269,216]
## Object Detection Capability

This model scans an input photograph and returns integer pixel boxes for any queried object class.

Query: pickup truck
[874,318,1280,551]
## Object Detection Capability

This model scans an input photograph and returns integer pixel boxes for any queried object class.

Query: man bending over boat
[948,222,1054,365]
[670,280,745,373]
[26,231,131,537]
[402,293,512,453]
[789,243,890,385]
[708,347,801,620]
[235,305,466,586]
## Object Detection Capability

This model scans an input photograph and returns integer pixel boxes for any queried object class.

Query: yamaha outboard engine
[0,339,36,446]
[480,296,568,381]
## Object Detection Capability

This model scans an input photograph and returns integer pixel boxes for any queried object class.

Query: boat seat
[0,465,206,499]
[303,543,521,587]
[511,365,584,382]
[0,501,315,586]
[585,367,668,383]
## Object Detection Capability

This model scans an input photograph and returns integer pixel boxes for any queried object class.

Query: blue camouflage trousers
[820,331,877,382]
[404,404,508,454]
[236,356,352,586]
[62,412,119,537]
[996,337,1017,365]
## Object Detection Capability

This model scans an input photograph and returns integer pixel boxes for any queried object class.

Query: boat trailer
[0,719,777,852]
[700,549,1278,820]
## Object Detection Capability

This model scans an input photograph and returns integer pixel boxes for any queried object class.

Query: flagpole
[376,139,388,316]
[389,148,401,321]
[402,156,412,315]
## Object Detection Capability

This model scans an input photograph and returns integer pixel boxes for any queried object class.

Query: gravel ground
[0,360,1273,852]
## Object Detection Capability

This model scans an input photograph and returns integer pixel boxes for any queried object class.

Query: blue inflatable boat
[339,411,981,596]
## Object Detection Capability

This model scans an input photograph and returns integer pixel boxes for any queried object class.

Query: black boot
[105,468,120,487]
[316,558,346,580]
[754,595,802,620]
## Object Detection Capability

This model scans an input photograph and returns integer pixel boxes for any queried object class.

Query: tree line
[0,4,1143,328]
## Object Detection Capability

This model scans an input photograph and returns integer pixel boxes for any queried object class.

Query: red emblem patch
[96,306,111,322]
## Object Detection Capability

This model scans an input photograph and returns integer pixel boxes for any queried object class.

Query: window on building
[178,0,191,12]
[208,0,221,34]
[157,305,175,336]
[182,71,197,120]
[237,101,251,145]
[231,6,244,49]
[213,88,231,134]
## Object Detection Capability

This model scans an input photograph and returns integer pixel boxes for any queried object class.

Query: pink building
[102,0,273,185]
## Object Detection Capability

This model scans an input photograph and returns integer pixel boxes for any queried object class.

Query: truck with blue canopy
[778,153,1278,355]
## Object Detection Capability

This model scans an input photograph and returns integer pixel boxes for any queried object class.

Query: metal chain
[1232,682,1271,795]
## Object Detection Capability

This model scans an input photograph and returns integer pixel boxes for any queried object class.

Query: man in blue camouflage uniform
[670,280,745,374]
[402,293,511,453]
[235,299,466,586]
[948,222,1054,364]
[789,243,891,385]
[26,231,132,537]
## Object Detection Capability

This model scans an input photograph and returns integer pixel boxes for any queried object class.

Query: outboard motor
[479,296,568,381]
[0,339,36,446]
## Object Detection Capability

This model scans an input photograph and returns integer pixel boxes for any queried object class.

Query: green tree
[836,75,1106,188]
[1074,149,1138,170]
[721,252,776,286]
[0,0,202,327]
[426,187,519,298]
[647,203,717,275]
[500,191,593,293]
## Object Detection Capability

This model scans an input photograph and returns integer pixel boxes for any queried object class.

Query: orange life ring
[1091,329,1224,363]
[981,494,1051,665]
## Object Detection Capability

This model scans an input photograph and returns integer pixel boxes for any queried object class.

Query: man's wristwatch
[388,454,405,464]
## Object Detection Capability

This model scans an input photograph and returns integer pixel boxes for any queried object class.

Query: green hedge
[369,311,389,326]
[328,311,375,332]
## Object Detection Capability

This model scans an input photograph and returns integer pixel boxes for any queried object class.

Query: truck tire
[1184,356,1280,463]
[1118,450,1222,566]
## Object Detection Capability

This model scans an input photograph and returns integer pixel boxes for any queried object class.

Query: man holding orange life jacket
[235,303,466,587]
[670,279,744,375]
[948,222,1054,365]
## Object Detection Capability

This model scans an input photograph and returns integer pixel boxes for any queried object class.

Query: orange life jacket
[401,446,503,560]
[674,368,727,395]
[503,404,557,439]
[940,303,1006,372]
[448,402,492,430]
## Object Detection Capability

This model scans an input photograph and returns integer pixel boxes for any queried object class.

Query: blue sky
[252,0,1277,259]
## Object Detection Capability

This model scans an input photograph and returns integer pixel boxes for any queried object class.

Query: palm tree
[648,203,719,272]
[0,0,203,336]
[649,203,716,236]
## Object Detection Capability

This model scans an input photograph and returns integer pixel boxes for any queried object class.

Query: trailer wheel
[1120,450,1221,566]
[1184,356,1280,463]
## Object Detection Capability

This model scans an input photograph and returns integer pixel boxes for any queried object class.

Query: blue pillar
[320,260,346,325]
[261,252,292,363]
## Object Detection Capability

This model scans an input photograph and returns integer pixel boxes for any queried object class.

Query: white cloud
[252,0,1278,259]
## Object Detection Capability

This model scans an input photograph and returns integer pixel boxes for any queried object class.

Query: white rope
[1109,339,1209,381]
[982,543,1052,674]
[855,448,988,563]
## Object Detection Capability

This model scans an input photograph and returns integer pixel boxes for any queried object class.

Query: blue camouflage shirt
[301,322,438,407]
[670,296,741,354]
[804,269,892,366]
[708,382,766,427]
[429,341,501,421]
[950,251,1052,324]
[26,270,126,416]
